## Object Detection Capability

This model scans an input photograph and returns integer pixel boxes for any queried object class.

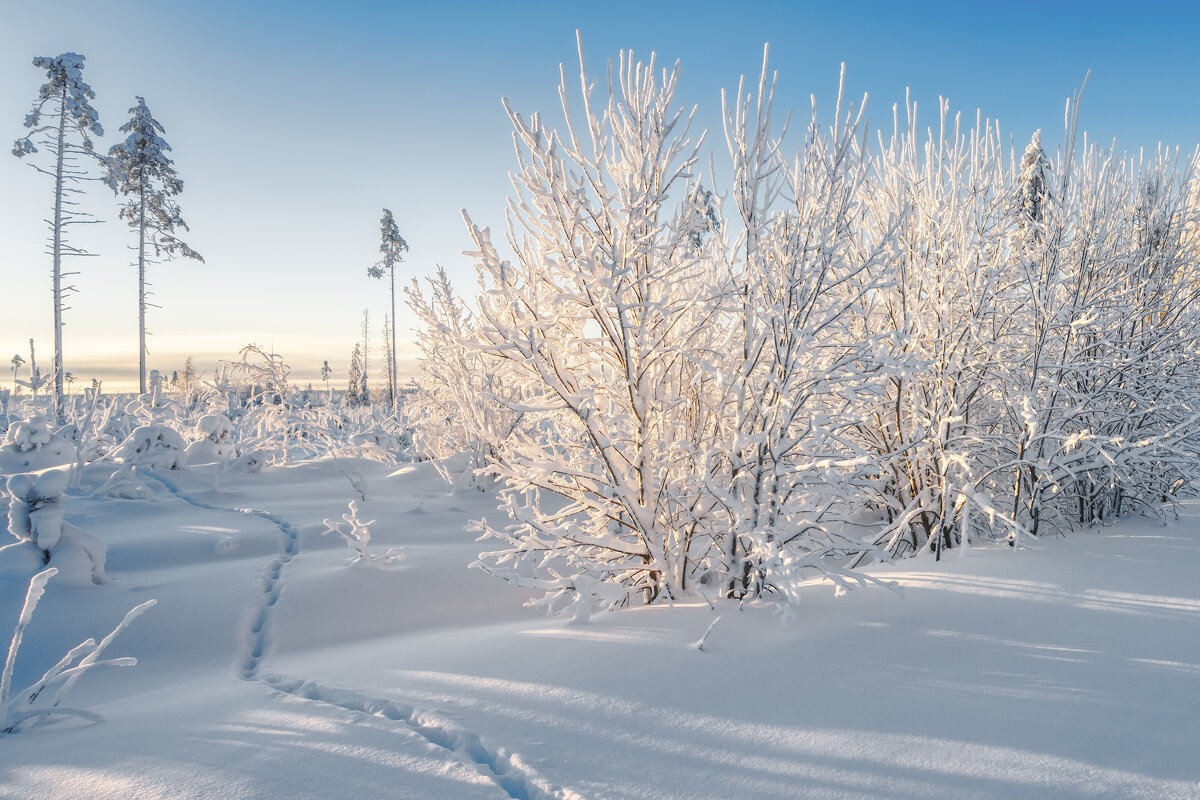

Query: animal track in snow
[138,467,582,800]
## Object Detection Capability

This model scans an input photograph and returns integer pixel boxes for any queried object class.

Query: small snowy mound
[225,449,265,474]
[114,424,188,470]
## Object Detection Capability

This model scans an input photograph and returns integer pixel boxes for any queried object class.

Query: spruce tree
[358,309,371,406]
[346,345,363,407]
[106,97,203,394]
[1018,129,1051,228]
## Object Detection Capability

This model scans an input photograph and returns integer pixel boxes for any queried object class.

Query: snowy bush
[5,470,107,585]
[322,500,403,564]
[2,419,52,453]
[406,266,526,490]
[449,44,894,612]
[113,424,187,470]
[185,414,235,465]
[0,419,76,473]
[193,414,232,444]
[0,418,78,469]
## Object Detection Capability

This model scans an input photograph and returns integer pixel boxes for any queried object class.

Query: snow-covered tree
[10,355,24,394]
[842,96,1026,560]
[709,60,898,593]
[358,309,371,406]
[1018,128,1051,228]
[369,209,408,413]
[105,97,203,394]
[12,53,105,423]
[406,265,527,484]
[416,42,1200,613]
[454,41,892,613]
[346,344,365,408]
[13,340,48,399]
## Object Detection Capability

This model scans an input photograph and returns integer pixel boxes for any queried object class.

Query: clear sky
[2,0,1198,393]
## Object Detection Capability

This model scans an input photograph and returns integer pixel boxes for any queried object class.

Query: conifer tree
[369,209,407,413]
[358,309,371,406]
[10,355,24,394]
[12,53,105,422]
[106,97,203,394]
[346,345,363,407]
[1018,129,1051,227]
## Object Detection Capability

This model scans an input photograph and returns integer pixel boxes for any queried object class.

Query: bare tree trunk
[138,182,147,394]
[51,88,67,423]
[389,258,398,413]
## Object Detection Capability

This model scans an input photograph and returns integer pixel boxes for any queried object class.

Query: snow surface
[1,458,1198,799]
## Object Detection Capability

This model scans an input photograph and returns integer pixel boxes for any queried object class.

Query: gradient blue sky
[2,0,1198,391]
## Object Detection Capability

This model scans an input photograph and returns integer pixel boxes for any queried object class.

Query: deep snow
[1,458,1198,799]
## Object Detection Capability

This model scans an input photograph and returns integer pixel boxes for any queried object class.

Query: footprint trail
[137,467,582,800]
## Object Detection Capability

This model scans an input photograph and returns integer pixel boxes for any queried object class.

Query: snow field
[0,458,1198,799]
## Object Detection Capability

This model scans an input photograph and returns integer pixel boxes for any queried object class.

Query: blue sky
[2,0,1198,391]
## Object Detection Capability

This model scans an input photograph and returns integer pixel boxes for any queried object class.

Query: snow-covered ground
[2,458,1198,799]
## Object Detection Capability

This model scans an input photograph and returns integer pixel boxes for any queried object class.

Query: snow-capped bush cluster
[0,349,409,545]
[1,343,407,481]
[0,418,75,473]
[3,420,53,453]
[408,46,1200,614]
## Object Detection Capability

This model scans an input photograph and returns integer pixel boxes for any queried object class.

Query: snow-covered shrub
[193,414,232,443]
[322,500,402,564]
[230,450,264,473]
[122,388,180,426]
[5,470,106,585]
[113,424,187,470]
[2,567,154,734]
[65,389,119,489]
[185,414,234,465]
[844,96,1200,559]
[0,418,74,474]
[406,266,525,489]
[3,418,52,453]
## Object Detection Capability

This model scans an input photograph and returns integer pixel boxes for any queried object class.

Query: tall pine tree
[106,97,203,394]
[12,53,105,422]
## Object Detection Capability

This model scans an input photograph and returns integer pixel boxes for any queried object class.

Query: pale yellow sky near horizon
[6,338,421,395]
